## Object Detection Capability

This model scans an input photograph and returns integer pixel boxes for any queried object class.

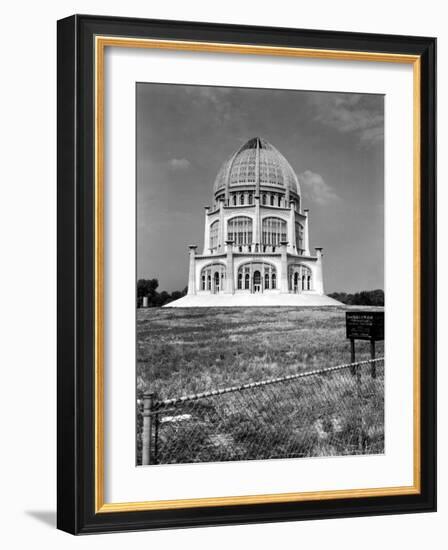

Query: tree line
[137,278,384,307]
[137,279,187,307]
[328,289,384,306]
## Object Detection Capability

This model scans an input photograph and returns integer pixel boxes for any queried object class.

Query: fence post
[370,340,376,378]
[142,392,155,465]
[154,411,159,464]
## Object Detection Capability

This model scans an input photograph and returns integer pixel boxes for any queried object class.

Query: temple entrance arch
[214,271,220,293]
[237,262,277,293]
[253,270,261,293]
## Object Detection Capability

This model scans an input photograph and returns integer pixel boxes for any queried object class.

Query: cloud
[299,170,340,205]
[184,86,232,104]
[183,86,236,124]
[168,158,191,170]
[308,93,384,146]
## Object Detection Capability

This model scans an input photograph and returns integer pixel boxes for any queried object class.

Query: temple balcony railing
[207,245,307,256]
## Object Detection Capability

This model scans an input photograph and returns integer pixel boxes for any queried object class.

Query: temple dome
[214,137,300,195]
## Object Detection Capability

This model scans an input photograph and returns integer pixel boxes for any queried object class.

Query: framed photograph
[57,15,436,534]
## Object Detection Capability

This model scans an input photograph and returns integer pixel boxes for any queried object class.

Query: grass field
[136,306,384,464]
[136,306,384,399]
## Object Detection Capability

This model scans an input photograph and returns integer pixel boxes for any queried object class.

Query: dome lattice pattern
[214,137,300,195]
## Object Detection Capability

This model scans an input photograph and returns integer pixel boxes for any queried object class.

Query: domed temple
[167,137,341,307]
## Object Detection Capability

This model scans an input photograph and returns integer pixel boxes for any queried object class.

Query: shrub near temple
[137,278,187,307]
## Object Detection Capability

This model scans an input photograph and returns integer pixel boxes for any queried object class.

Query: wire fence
[137,357,384,465]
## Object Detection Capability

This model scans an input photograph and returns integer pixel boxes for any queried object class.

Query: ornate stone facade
[186,137,325,298]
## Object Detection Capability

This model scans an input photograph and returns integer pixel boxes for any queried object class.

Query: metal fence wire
[138,357,384,465]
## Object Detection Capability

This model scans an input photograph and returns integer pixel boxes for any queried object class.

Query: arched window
[294,272,299,291]
[270,194,275,206]
[238,272,243,290]
[201,263,225,293]
[262,194,267,205]
[262,217,287,246]
[227,216,253,246]
[288,264,312,292]
[244,273,250,290]
[209,220,219,250]
[277,196,282,207]
[240,193,244,205]
[271,273,276,289]
[248,194,253,205]
[214,272,220,292]
[253,270,261,292]
[232,195,237,206]
[265,272,270,289]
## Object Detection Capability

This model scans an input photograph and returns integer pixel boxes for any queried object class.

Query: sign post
[346,311,384,377]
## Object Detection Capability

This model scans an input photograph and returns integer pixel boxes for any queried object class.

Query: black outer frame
[57,14,436,535]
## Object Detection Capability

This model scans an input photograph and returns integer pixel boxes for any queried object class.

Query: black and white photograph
[136,83,385,466]
[0,0,440,542]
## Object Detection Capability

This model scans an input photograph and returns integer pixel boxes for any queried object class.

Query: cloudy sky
[137,83,384,294]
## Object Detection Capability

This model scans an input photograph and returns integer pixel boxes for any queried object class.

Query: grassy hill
[137,306,384,399]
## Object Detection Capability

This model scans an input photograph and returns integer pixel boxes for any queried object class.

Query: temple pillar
[218,198,225,251]
[202,206,210,254]
[314,247,324,294]
[304,209,310,255]
[280,240,289,293]
[253,195,260,247]
[224,240,234,294]
[289,200,296,253]
[187,246,197,295]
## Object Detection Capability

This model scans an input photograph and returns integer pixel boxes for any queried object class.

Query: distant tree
[137,278,159,298]
[329,289,384,306]
[137,279,188,307]
[367,289,385,306]
[137,278,159,307]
